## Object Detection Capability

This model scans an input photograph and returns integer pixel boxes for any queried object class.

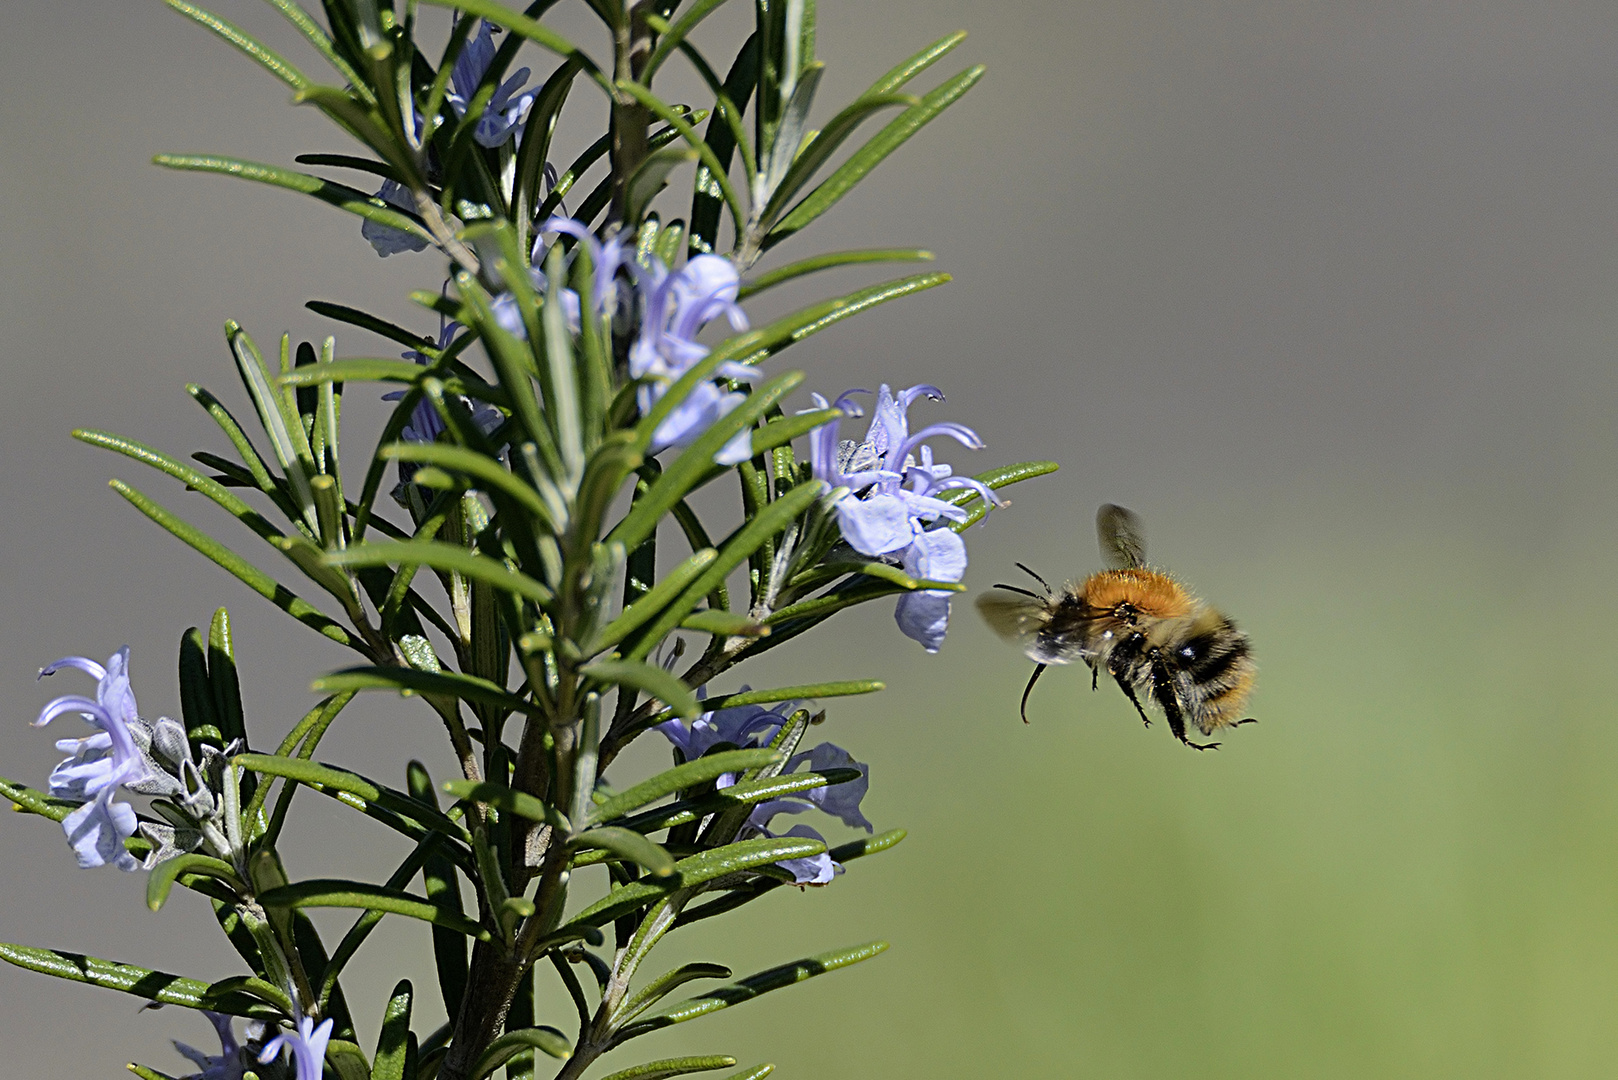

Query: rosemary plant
[1,3,1055,1079]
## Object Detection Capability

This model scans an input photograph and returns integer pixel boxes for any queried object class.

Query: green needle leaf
[828,827,907,864]
[618,942,888,1037]
[382,444,553,528]
[236,754,470,843]
[294,152,401,181]
[0,776,84,824]
[276,357,437,387]
[0,943,288,1020]
[737,248,933,299]
[597,1058,737,1080]
[187,384,297,519]
[73,429,287,545]
[764,65,985,249]
[325,540,554,606]
[616,79,746,231]
[371,980,413,1080]
[587,749,783,826]
[637,273,949,445]
[626,145,700,226]
[164,0,308,88]
[153,155,433,246]
[613,370,805,548]
[228,324,318,532]
[758,88,914,229]
[147,854,243,913]
[741,406,839,462]
[940,459,1061,530]
[304,301,432,351]
[255,880,491,941]
[260,0,371,97]
[571,827,677,877]
[419,0,610,90]
[642,0,735,80]
[128,1065,182,1080]
[469,1027,573,1079]
[588,547,718,654]
[311,666,545,720]
[623,481,823,661]
[613,963,732,1025]
[868,30,968,96]
[611,769,860,835]
[107,480,361,652]
[679,610,766,637]
[563,835,823,930]
[441,780,570,831]
[658,680,884,718]
[580,658,701,721]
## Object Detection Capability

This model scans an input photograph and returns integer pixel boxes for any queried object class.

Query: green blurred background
[6,0,1618,1076]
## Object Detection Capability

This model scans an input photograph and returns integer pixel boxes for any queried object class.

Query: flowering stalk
[1,4,1057,1080]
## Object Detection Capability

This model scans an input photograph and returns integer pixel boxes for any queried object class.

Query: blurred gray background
[6,1,1618,1076]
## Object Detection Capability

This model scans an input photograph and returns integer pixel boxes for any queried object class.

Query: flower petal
[833,493,915,556]
[658,701,794,760]
[361,181,430,257]
[773,824,840,885]
[894,589,954,653]
[903,526,968,584]
[785,743,873,831]
[62,792,140,871]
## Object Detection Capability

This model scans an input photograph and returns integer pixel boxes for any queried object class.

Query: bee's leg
[1234,718,1258,726]
[1109,673,1153,728]
[1090,664,1099,692]
[1108,634,1152,727]
[1149,654,1218,751]
[1019,663,1048,723]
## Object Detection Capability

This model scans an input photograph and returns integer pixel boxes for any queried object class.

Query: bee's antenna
[1014,562,1052,595]
[1019,663,1048,723]
[991,583,1043,599]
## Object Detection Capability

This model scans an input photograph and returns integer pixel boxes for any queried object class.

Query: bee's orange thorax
[1077,568,1197,619]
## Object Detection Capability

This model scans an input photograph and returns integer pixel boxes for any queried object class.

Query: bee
[976,504,1256,750]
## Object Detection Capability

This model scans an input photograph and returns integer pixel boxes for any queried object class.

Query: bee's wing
[1096,503,1147,569]
[976,591,1082,665]
[976,591,1047,642]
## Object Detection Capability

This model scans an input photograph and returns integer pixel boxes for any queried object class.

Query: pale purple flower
[656,698,871,886]
[385,322,461,449]
[488,287,541,340]
[173,1011,245,1080]
[751,742,873,832]
[540,217,633,322]
[34,648,153,871]
[654,696,795,761]
[361,179,430,257]
[809,384,999,554]
[258,1014,334,1080]
[491,218,632,340]
[764,823,839,886]
[745,742,872,884]
[383,322,503,488]
[448,21,539,148]
[893,527,968,653]
[807,383,1002,649]
[630,254,755,464]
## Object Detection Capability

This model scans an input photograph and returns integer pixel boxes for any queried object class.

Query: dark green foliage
[0,4,1062,1080]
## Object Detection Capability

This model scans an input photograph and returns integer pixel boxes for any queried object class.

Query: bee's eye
[1179,645,1197,660]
